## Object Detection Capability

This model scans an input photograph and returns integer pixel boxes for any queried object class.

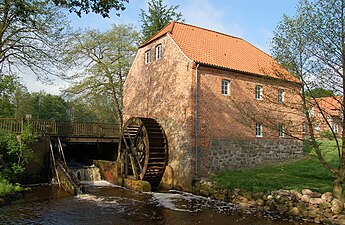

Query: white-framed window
[309,108,314,118]
[278,88,284,103]
[156,44,162,60]
[221,80,230,96]
[302,123,307,134]
[318,112,322,117]
[255,85,263,100]
[256,123,263,137]
[278,124,285,138]
[315,123,321,132]
[145,50,151,64]
[333,123,339,133]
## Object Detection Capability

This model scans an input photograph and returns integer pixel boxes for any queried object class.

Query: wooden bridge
[0,118,119,143]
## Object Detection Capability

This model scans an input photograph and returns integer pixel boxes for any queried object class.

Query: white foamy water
[150,190,235,213]
[81,180,118,187]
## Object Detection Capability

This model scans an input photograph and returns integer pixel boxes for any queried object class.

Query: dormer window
[156,44,162,60]
[145,50,151,64]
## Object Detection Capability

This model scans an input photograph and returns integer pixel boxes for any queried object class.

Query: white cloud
[181,0,244,38]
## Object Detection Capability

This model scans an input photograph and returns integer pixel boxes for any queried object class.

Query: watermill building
[123,22,303,191]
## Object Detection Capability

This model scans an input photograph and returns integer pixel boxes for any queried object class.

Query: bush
[0,125,36,183]
[0,176,21,197]
[320,130,335,140]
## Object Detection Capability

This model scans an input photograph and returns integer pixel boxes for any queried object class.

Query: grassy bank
[0,177,22,198]
[213,140,340,193]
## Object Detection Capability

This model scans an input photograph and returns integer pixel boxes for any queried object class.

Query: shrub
[320,130,335,140]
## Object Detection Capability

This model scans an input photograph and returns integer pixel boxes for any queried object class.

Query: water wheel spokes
[118,117,168,189]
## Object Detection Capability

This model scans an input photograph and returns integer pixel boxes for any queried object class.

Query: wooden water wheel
[118,117,168,189]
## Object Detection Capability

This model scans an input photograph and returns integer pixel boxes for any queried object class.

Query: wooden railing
[0,118,119,137]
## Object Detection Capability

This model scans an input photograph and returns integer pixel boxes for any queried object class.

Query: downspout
[195,63,200,177]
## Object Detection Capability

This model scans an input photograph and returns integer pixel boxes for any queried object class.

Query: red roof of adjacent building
[141,22,299,83]
[315,96,343,116]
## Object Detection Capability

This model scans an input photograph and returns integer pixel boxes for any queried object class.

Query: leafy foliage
[52,0,129,17]
[0,125,36,183]
[305,88,335,98]
[139,0,184,42]
[0,0,70,80]
[63,24,139,129]
[271,0,345,200]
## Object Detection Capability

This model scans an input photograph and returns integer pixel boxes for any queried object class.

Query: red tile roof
[314,96,343,116]
[141,22,299,83]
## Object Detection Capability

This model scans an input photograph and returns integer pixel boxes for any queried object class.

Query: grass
[0,176,22,198]
[213,140,341,193]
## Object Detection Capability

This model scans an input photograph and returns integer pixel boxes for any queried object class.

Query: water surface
[0,183,316,225]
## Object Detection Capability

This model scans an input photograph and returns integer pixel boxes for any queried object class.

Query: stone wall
[194,179,345,225]
[199,139,303,175]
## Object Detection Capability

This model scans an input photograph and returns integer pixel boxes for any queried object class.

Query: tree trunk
[334,171,344,202]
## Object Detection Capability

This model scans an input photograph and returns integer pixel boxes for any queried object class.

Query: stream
[0,182,317,225]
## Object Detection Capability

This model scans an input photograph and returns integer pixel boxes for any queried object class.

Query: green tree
[0,0,70,80]
[52,0,129,17]
[271,0,345,201]
[30,92,70,121]
[139,0,184,42]
[305,88,336,98]
[63,24,139,130]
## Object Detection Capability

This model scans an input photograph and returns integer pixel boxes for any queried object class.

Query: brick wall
[195,66,303,176]
[123,34,196,191]
[124,35,303,191]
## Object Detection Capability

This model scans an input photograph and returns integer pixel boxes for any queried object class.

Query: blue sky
[25,0,300,94]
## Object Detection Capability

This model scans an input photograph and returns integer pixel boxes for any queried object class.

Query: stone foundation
[200,139,303,176]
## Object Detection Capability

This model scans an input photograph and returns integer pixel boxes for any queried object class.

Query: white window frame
[309,109,314,118]
[315,123,321,132]
[256,123,263,137]
[278,88,284,103]
[221,80,230,96]
[278,124,285,138]
[302,123,307,134]
[255,85,263,100]
[145,50,151,64]
[156,44,162,60]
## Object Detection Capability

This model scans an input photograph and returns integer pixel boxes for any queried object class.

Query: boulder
[289,207,300,216]
[301,194,311,203]
[331,198,343,214]
[321,192,333,203]
[310,198,323,205]
[302,189,313,195]
[276,204,289,214]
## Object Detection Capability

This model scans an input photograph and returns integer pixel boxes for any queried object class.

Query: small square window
[278,89,284,103]
[278,124,285,137]
[156,44,162,60]
[255,85,262,100]
[145,50,151,64]
[222,80,230,96]
[256,123,263,137]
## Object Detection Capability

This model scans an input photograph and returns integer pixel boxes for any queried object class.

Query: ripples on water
[0,182,315,225]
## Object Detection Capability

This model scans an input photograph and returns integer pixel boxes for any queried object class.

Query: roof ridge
[174,21,243,41]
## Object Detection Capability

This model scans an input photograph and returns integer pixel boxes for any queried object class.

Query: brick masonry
[124,32,303,192]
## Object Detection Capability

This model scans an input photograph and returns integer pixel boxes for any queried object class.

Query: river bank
[193,178,345,225]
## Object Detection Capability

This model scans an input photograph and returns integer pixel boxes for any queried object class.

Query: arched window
[221,80,230,96]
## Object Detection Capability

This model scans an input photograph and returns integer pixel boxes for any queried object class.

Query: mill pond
[0,183,316,225]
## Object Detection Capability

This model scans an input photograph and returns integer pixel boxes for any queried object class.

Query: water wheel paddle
[118,117,168,189]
